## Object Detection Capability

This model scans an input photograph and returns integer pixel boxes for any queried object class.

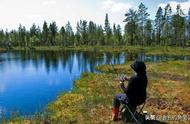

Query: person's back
[126,74,147,107]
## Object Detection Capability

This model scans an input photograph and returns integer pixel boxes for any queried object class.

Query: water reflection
[0,50,127,117]
[3,51,127,73]
[0,83,6,93]
[0,50,189,117]
[1,51,189,73]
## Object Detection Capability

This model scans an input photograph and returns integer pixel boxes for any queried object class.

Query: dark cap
[130,60,146,74]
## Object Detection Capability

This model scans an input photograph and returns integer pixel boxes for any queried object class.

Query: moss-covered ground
[44,61,190,124]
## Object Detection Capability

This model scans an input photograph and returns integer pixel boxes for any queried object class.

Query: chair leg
[125,105,140,124]
[120,103,146,124]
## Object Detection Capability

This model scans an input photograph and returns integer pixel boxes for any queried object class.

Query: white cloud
[25,14,44,20]
[158,0,190,14]
[42,0,57,6]
[102,0,132,13]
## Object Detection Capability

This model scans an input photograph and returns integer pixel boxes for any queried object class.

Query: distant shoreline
[0,46,190,56]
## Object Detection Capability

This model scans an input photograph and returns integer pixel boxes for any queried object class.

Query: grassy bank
[0,46,143,53]
[143,46,190,56]
[0,48,6,51]
[44,60,190,124]
[0,46,190,56]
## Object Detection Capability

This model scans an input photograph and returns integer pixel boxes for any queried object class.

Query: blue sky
[0,0,190,31]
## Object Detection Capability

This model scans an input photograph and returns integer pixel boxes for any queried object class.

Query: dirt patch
[146,98,168,110]
[157,73,189,81]
[181,106,190,115]
[147,97,190,115]
[187,65,190,69]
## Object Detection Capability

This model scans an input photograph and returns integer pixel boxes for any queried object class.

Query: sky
[0,0,190,31]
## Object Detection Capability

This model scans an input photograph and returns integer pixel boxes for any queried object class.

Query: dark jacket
[120,74,147,107]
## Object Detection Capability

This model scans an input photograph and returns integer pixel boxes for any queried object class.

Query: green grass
[144,46,190,56]
[0,46,143,53]
[1,45,190,56]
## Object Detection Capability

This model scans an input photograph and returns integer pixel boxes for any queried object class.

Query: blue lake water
[0,50,189,117]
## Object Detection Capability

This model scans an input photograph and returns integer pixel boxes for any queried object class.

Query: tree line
[124,3,190,47]
[0,3,190,48]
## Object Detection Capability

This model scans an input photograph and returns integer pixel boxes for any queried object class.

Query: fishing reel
[119,74,128,83]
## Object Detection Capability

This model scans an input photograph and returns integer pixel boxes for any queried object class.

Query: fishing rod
[110,62,127,82]
[110,62,119,76]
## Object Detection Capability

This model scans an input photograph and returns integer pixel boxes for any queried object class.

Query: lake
[0,50,189,117]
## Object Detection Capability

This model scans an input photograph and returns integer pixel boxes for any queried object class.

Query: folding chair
[120,101,146,124]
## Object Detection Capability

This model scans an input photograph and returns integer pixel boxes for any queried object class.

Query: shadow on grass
[146,120,168,124]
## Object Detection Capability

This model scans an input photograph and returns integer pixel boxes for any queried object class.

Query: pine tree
[164,4,172,21]
[113,24,117,45]
[104,13,112,45]
[171,4,185,46]
[124,9,138,45]
[97,25,105,45]
[10,30,18,46]
[49,21,57,45]
[81,20,88,45]
[8,30,14,47]
[117,25,122,45]
[88,21,96,45]
[144,19,153,45]
[186,8,190,43]
[0,29,5,46]
[60,26,66,46]
[137,3,150,46]
[113,24,122,45]
[18,24,26,47]
[176,4,184,16]
[30,23,37,37]
[75,22,81,45]
[65,21,74,46]
[42,21,49,45]
[29,23,41,46]
[155,7,163,45]
[4,30,10,48]
[162,4,173,46]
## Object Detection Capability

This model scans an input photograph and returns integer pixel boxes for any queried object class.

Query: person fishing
[111,60,148,121]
